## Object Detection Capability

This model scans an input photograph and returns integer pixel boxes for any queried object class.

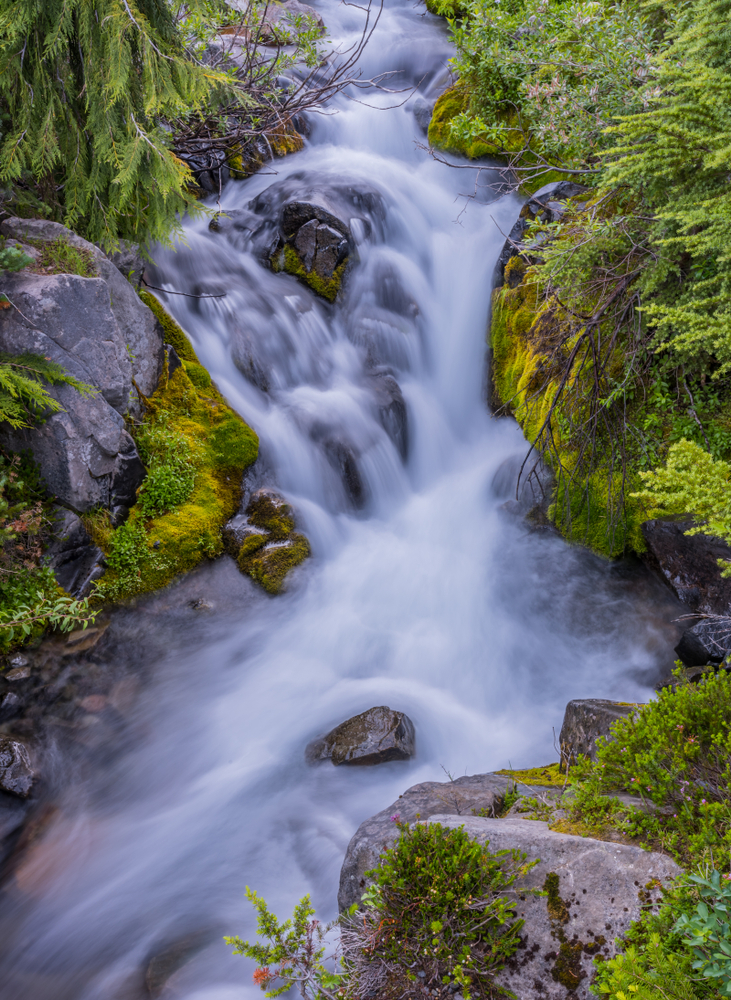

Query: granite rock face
[307,706,415,767]
[559,699,641,766]
[0,218,163,514]
[641,518,731,614]
[431,816,680,1000]
[0,738,34,798]
[338,772,512,911]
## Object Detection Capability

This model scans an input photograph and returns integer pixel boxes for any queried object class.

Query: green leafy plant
[135,421,200,518]
[0,242,32,273]
[226,889,342,1000]
[676,869,731,995]
[344,821,538,1000]
[568,668,731,868]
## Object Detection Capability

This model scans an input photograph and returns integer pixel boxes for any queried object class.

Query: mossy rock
[495,762,567,788]
[238,533,310,594]
[93,300,259,602]
[272,243,346,303]
[139,289,200,363]
[490,254,647,558]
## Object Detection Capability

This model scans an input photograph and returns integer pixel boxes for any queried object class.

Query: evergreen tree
[0,0,232,248]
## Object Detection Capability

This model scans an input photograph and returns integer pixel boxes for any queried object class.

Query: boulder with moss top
[223,487,310,594]
[306,706,415,767]
[559,699,641,767]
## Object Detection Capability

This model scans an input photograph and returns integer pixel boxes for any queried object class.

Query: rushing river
[0,2,683,998]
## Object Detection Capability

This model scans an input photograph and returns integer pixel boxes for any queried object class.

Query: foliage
[0,0,231,247]
[0,352,97,429]
[632,439,731,573]
[568,668,731,869]
[135,422,200,518]
[676,869,731,995]
[347,821,537,1000]
[0,241,32,274]
[226,889,342,1000]
[0,451,96,652]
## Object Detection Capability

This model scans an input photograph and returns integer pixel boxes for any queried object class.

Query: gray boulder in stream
[0,218,163,515]
[306,706,415,766]
[0,738,34,798]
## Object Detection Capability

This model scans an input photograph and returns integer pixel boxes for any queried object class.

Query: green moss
[495,762,567,788]
[544,872,569,924]
[239,533,310,594]
[490,257,648,557]
[272,243,346,303]
[95,359,258,602]
[183,360,211,389]
[424,0,470,15]
[138,289,200,362]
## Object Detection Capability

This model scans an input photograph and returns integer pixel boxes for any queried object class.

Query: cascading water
[0,3,682,998]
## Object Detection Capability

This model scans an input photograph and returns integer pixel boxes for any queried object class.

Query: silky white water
[0,3,679,998]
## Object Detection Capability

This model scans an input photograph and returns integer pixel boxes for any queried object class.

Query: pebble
[6,667,31,682]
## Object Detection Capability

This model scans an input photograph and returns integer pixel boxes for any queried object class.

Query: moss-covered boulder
[223,488,310,594]
[89,298,259,603]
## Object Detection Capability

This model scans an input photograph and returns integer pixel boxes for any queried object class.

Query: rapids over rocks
[0,1,684,998]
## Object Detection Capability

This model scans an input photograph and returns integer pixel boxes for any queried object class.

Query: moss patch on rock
[272,243,345,303]
[230,490,311,594]
[495,762,567,788]
[490,254,647,558]
[92,301,258,602]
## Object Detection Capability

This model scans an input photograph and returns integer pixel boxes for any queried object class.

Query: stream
[0,2,684,998]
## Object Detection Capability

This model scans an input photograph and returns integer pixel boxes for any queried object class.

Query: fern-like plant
[0,353,96,429]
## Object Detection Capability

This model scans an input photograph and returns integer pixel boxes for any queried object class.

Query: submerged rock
[0,739,34,798]
[431,816,680,1000]
[559,699,640,766]
[307,706,415,767]
[338,771,512,912]
[641,518,731,614]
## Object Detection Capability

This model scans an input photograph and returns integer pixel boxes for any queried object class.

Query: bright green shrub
[676,870,731,995]
[570,670,731,868]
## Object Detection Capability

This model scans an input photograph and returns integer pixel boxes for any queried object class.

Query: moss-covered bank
[87,297,259,602]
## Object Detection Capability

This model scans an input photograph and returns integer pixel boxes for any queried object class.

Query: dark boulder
[641,518,731,613]
[0,739,34,798]
[369,371,408,461]
[323,438,367,509]
[675,618,731,666]
[44,508,105,597]
[337,771,512,911]
[559,699,641,766]
[307,706,415,767]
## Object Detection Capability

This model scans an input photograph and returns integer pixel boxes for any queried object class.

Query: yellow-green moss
[490,257,647,557]
[94,303,258,602]
[273,243,346,303]
[239,533,311,594]
[495,763,567,788]
[138,289,200,363]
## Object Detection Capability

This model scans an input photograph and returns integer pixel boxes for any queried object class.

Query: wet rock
[5,666,31,682]
[431,816,680,1000]
[0,739,34,798]
[0,218,162,513]
[641,518,731,614]
[338,771,512,911]
[44,508,105,597]
[413,96,437,132]
[307,706,415,768]
[675,617,731,666]
[0,692,23,723]
[323,439,367,508]
[369,371,408,460]
[559,699,640,767]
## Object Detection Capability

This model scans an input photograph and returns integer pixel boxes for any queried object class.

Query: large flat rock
[430,816,680,1000]
[337,772,511,911]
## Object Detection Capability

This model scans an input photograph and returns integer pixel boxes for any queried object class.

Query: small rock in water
[0,738,34,798]
[6,666,31,682]
[79,695,107,714]
[306,706,415,766]
[8,654,28,669]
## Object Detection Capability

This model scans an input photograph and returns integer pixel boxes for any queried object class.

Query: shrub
[569,669,731,868]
